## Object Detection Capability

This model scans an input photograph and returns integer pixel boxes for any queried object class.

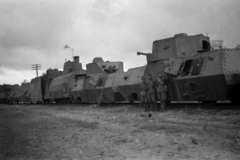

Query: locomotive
[1,33,240,105]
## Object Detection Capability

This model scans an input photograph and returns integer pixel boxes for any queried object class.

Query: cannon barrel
[137,52,149,56]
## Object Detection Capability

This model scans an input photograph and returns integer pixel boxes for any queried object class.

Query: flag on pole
[64,44,70,49]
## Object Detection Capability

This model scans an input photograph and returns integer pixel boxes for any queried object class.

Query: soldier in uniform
[140,77,148,111]
[155,72,167,112]
[147,74,157,111]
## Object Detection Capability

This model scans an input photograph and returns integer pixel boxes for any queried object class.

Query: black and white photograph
[0,0,240,159]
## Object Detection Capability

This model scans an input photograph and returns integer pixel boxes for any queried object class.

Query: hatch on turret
[92,57,104,63]
[86,57,124,75]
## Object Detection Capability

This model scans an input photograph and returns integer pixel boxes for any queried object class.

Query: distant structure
[211,40,224,50]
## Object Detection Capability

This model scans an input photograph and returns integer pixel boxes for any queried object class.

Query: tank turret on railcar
[49,56,86,103]
[137,33,240,105]
[71,57,125,103]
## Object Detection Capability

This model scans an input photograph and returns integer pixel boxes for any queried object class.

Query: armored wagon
[30,68,62,103]
[16,82,31,104]
[49,56,86,103]
[72,57,125,103]
[30,77,42,103]
[117,66,146,103]
[138,33,240,105]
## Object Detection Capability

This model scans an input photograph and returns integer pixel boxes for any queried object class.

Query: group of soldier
[140,72,167,112]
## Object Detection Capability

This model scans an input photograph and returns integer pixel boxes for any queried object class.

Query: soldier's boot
[160,101,166,112]
[147,103,150,112]
[154,102,158,112]
[151,103,155,112]
[152,103,155,112]
[157,103,161,112]
[149,103,153,111]
[147,103,150,111]
[145,103,149,112]
[143,103,147,112]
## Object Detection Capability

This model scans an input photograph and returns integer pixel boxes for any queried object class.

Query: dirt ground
[0,103,240,160]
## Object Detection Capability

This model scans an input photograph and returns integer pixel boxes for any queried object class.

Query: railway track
[4,101,239,110]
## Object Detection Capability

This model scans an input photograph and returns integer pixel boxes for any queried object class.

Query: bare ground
[0,103,240,160]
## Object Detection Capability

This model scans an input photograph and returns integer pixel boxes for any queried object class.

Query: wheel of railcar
[230,99,240,105]
[65,99,68,104]
[166,101,171,105]
[70,97,75,104]
[230,92,240,105]
[128,94,134,104]
[66,99,69,104]
[68,99,72,104]
[229,85,240,106]
[201,101,217,106]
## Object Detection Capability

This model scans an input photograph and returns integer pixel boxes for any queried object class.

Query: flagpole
[71,48,74,60]
[64,44,74,61]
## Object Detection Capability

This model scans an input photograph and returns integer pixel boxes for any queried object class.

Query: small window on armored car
[181,59,193,76]
[202,40,210,51]
[191,58,204,75]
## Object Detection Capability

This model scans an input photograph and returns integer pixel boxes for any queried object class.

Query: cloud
[0,0,76,50]
[0,66,37,84]
[162,0,240,45]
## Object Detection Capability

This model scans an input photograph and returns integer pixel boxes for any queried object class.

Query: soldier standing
[140,77,148,111]
[155,72,167,112]
[147,74,157,111]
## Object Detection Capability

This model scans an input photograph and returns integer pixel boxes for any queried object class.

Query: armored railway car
[137,33,240,105]
[30,69,62,103]
[49,56,86,103]
[72,57,126,103]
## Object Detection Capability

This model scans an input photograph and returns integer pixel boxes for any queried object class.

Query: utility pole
[71,48,74,60]
[31,64,41,77]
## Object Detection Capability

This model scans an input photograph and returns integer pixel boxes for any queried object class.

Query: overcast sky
[0,0,240,85]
